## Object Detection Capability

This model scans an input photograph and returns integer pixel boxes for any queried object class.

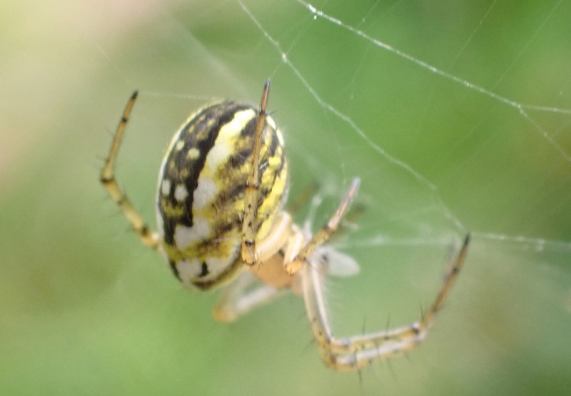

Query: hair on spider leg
[339,201,366,228]
[100,204,124,221]
[92,153,109,169]
[287,180,320,215]
[418,302,426,324]
[384,313,392,339]
[361,337,386,378]
[302,255,348,325]
[384,354,399,384]
[266,109,279,118]
[306,196,365,248]
[301,334,317,355]
[96,186,115,205]
[97,189,130,219]
[104,125,116,139]
[120,224,142,241]
[403,349,415,366]
[294,304,318,356]
[441,233,471,265]
[353,316,371,390]
[361,314,368,336]
[356,367,364,390]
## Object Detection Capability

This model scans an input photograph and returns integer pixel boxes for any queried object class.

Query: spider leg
[241,80,271,266]
[100,91,160,249]
[213,271,284,323]
[285,177,360,275]
[287,181,320,215]
[301,234,470,371]
[255,212,292,262]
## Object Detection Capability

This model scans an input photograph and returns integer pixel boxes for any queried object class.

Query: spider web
[238,0,570,244]
[105,0,571,254]
[85,0,570,392]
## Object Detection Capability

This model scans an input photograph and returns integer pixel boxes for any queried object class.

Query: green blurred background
[1,0,570,395]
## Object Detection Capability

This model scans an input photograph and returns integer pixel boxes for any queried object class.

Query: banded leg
[213,272,283,323]
[100,91,159,249]
[302,234,470,371]
[241,80,271,266]
[284,177,361,275]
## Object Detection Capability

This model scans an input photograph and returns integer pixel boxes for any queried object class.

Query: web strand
[293,0,571,163]
[238,0,467,236]
[236,0,570,253]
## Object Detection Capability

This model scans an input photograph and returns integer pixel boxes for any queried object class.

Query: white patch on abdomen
[193,177,218,210]
[174,217,210,249]
[176,245,240,286]
[156,212,164,237]
[205,109,256,169]
[161,179,171,196]
[276,129,285,146]
[174,184,189,202]
[176,259,200,284]
[191,108,256,212]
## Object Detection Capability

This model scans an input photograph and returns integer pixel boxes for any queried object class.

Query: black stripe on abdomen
[159,102,251,245]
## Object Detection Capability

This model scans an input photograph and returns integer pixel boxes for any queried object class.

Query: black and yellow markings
[158,102,251,245]
[204,116,287,249]
[157,99,288,285]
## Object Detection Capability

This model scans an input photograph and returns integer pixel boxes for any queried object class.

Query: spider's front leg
[302,234,470,371]
[284,177,361,275]
[241,80,271,266]
[100,91,160,249]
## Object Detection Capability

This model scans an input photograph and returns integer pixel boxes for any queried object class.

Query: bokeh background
[1,0,570,395]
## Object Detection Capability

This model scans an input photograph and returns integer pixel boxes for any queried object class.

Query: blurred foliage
[1,0,570,395]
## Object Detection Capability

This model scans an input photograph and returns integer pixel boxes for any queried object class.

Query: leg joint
[99,175,115,185]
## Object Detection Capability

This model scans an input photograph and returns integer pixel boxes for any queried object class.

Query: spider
[100,81,470,371]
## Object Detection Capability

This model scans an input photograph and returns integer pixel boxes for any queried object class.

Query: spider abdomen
[156,101,288,289]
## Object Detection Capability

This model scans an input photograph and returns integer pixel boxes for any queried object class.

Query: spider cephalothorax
[100,81,470,371]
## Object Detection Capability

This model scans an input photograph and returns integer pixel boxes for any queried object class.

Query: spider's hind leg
[100,91,160,249]
[301,234,470,371]
[213,272,283,323]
